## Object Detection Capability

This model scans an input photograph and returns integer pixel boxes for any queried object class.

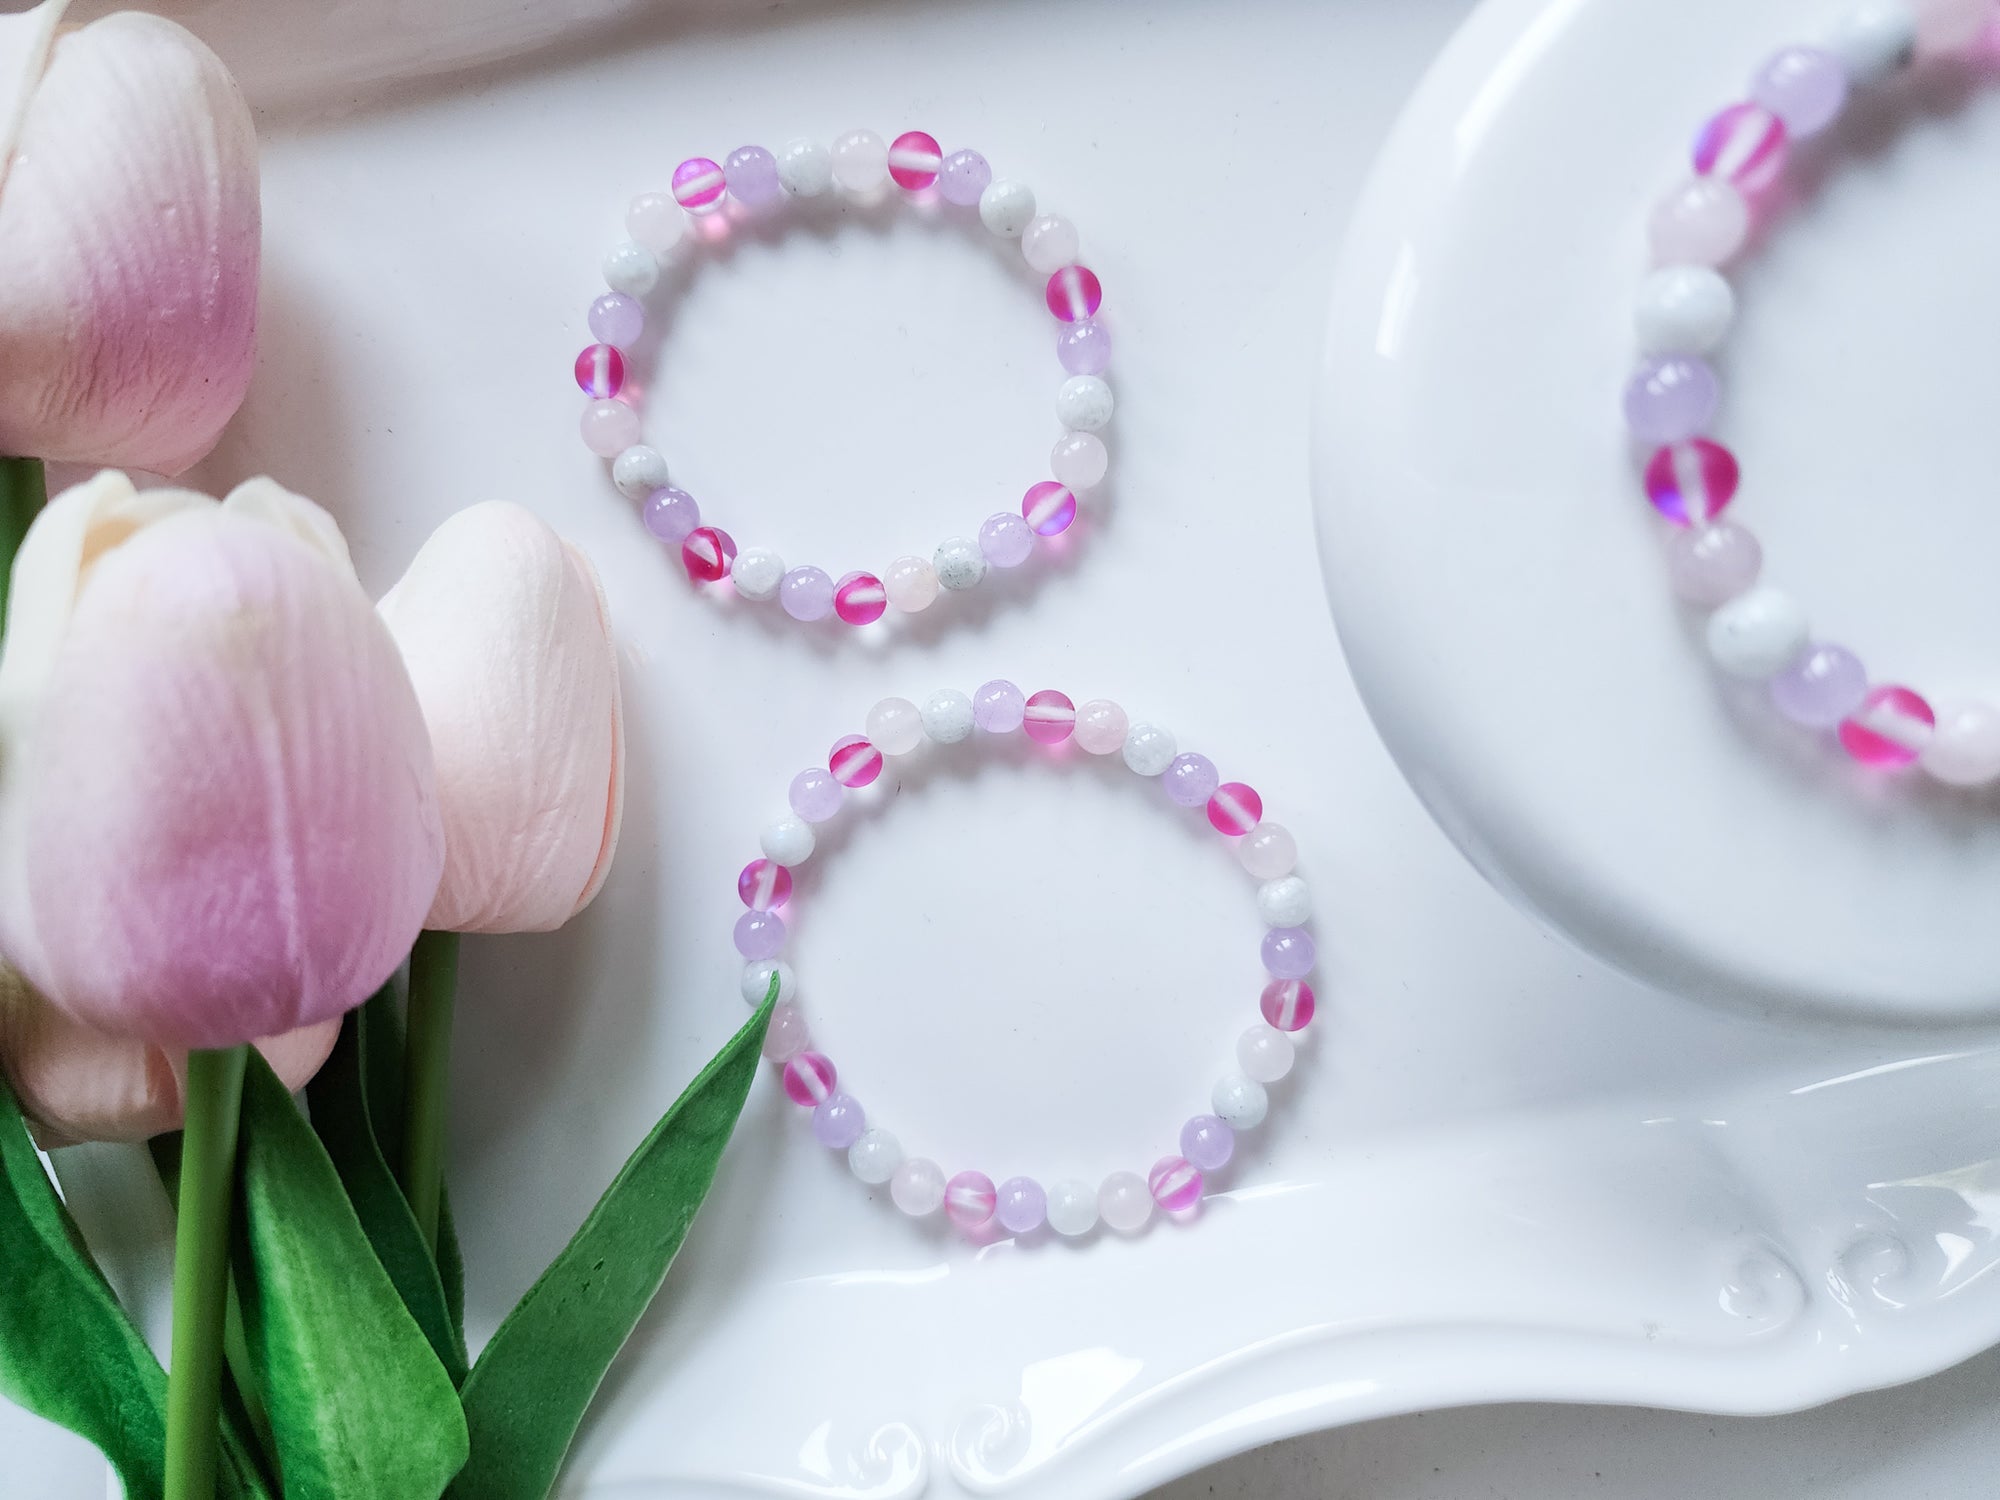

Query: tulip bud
[0,1,259,474]
[379,502,624,934]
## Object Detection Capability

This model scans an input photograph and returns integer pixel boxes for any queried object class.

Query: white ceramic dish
[7,2,2000,1497]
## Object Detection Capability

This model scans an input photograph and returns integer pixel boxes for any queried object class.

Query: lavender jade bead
[1752,46,1848,137]
[642,486,701,544]
[725,145,784,206]
[812,1093,867,1149]
[589,292,645,347]
[789,766,844,822]
[1057,320,1112,376]
[734,909,786,960]
[973,679,1027,732]
[938,149,993,206]
[1261,926,1316,980]
[1770,643,1869,728]
[1163,753,1220,808]
[995,1176,1047,1235]
[1624,356,1719,445]
[1180,1114,1235,1172]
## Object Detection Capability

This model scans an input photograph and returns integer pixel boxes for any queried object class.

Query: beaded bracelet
[575,131,1113,627]
[730,682,1318,1241]
[1623,0,2000,784]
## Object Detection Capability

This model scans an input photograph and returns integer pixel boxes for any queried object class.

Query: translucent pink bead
[789,766,844,822]
[1180,1115,1234,1171]
[737,858,792,910]
[574,344,625,398]
[763,1003,810,1062]
[829,734,884,788]
[580,399,640,456]
[1752,46,1848,137]
[974,679,1026,732]
[1649,178,1750,267]
[1074,699,1129,755]
[1665,520,1762,606]
[978,512,1035,568]
[780,566,836,622]
[642,486,700,544]
[1770,644,1868,729]
[1261,927,1316,980]
[1045,265,1103,322]
[734,909,786,960]
[589,292,645,347]
[782,1050,836,1105]
[1164,753,1219,808]
[1916,0,1996,55]
[681,526,736,582]
[1207,782,1262,836]
[672,156,727,211]
[1022,481,1077,536]
[1623,356,1719,445]
[1024,690,1076,744]
[1260,978,1316,1032]
[1644,439,1738,526]
[944,1170,997,1230]
[937,149,991,206]
[888,130,943,190]
[1057,320,1112,375]
[1148,1156,1203,1213]
[1839,686,1935,768]
[830,571,887,625]
[1692,103,1788,193]
[813,1093,866,1149]
[724,145,782,206]
[995,1176,1047,1235]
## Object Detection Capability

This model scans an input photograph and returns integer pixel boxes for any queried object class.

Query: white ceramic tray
[7,1,2000,1496]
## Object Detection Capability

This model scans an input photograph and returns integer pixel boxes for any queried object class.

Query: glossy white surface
[7,2,2000,1498]
[1316,0,2000,1019]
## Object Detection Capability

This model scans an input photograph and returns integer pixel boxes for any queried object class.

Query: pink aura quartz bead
[737,858,793,910]
[1260,978,1316,1032]
[1023,690,1077,745]
[1022,481,1077,536]
[672,156,728,211]
[1644,438,1739,526]
[834,571,888,625]
[1839,686,1936,768]
[1148,1156,1203,1213]
[782,1050,837,1105]
[829,734,884,788]
[1692,102,1789,194]
[1206,782,1263,836]
[944,1170,998,1230]
[681,527,737,582]
[574,343,626,399]
[888,130,943,190]
[1045,265,1103,322]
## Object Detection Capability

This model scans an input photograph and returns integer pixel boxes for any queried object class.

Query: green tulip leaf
[448,988,776,1500]
[232,1051,468,1498]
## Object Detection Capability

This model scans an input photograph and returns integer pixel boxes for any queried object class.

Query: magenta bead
[937,148,991,206]
[1045,265,1103,322]
[574,343,625,398]
[682,526,736,582]
[1839,686,1936,769]
[780,566,836,622]
[1164,753,1219,808]
[1692,102,1789,194]
[1148,1156,1203,1214]
[1644,439,1739,526]
[1260,978,1316,1032]
[1180,1115,1234,1172]
[829,734,884,788]
[789,767,844,822]
[1624,356,1719,445]
[888,130,943,190]
[672,156,727,211]
[1206,782,1262,836]
[1024,690,1076,745]
[1022,481,1077,536]
[738,858,793,910]
[724,145,782,206]
[944,1170,997,1230]
[973,679,1026,732]
[995,1176,1047,1235]
[1057,319,1112,375]
[782,1051,837,1106]
[1752,46,1848,137]
[978,512,1035,568]
[834,571,887,625]
[642,486,701,544]
[1262,926,1316,979]
[734,909,786,960]
[1771,644,1869,729]
[812,1093,866,1149]
[589,292,645,347]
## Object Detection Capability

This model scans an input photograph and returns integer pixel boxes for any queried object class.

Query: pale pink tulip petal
[563,540,625,915]
[221,475,358,579]
[0,1,66,172]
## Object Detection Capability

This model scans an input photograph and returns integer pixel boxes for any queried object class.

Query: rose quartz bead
[1051,433,1108,490]
[762,1003,810,1062]
[1650,177,1750,266]
[1644,439,1739,526]
[1023,481,1077,536]
[1045,265,1103,322]
[888,130,942,190]
[1260,978,1316,1032]
[580,399,640,456]
[884,555,940,612]
[782,1051,837,1105]
[1692,103,1788,193]
[672,156,727,211]
[944,1170,997,1230]
[574,344,625,398]
[1665,520,1762,606]
[1024,690,1076,745]
[1075,699,1129,755]
[1239,823,1297,879]
[737,859,792,910]
[829,734,884,788]
[1207,783,1263,837]
[1839,686,1935,768]
[681,527,737,582]
[834,571,888,625]
[1148,1156,1203,1214]
[1916,0,1996,55]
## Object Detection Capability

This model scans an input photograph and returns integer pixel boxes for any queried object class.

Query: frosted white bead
[884,555,939,613]
[890,1157,945,1216]
[865,697,924,755]
[1921,701,2000,786]
[830,129,888,192]
[731,547,785,602]
[1122,722,1177,777]
[1098,1171,1153,1234]
[1238,823,1298,880]
[740,959,796,1006]
[1706,585,1809,680]
[1635,267,1736,355]
[611,445,669,500]
[760,815,816,865]
[602,240,659,296]
[1256,876,1312,929]
[1056,375,1114,432]
[776,138,834,197]
[934,536,986,591]
[921,689,975,745]
[1212,1073,1269,1129]
[1051,433,1108,490]
[1021,213,1079,272]
[625,192,686,255]
[1237,1024,1295,1084]
[848,1129,903,1185]
[1046,1178,1099,1236]
[978,179,1036,237]
[1826,2,1918,81]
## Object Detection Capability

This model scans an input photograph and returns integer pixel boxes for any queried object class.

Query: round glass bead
[834,571,887,625]
[1237,1023,1295,1083]
[780,566,836,623]
[1123,723,1177,776]
[935,537,986,591]
[1051,433,1109,490]
[762,1002,810,1062]
[1260,978,1316,1032]
[580,398,640,456]
[1261,927,1316,980]
[848,1128,903,1184]
[1770,644,1869,729]
[865,697,924,755]
[1148,1156,1203,1214]
[1180,1115,1235,1172]
[626,191,685,254]
[829,734,884,788]
[1665,520,1762,607]
[1075,699,1129,755]
[1057,320,1113,376]
[737,859,792,910]
[1022,213,1080,273]
[1211,1073,1269,1129]
[1023,481,1078,536]
[672,156,728,211]
[1692,102,1789,193]
[574,344,625,398]
[724,145,783,206]
[978,512,1035,568]
[922,689,975,745]
[734,909,786,961]
[813,1093,866,1149]
[1164,753,1219,808]
[1644,439,1739,526]
[589,292,645,347]
[1624,356,1719,445]
[973,679,1027,733]
[1922,701,2000,787]
[944,1170,997,1230]
[782,1051,836,1106]
[890,1157,945,1217]
[1839,685,1935,768]
[642,486,700,544]
[831,128,889,191]
[885,555,939,612]
[1024,690,1076,745]
[887,130,943,190]
[995,1177,1047,1235]
[742,959,796,1006]
[1238,823,1298,879]
[788,767,844,823]
[1649,177,1750,266]
[937,149,992,206]
[1099,1171,1153,1234]
[681,527,737,582]
[1207,782,1263,836]
[1045,265,1103,322]
[1046,1178,1098,1237]
[1752,46,1848,136]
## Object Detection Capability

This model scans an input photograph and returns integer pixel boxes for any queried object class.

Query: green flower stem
[401,930,460,1256]
[0,455,47,624]
[164,1045,249,1500]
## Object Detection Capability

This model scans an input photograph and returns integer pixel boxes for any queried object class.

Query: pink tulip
[0,472,444,1050]
[0,1,259,474]
[378,502,624,934]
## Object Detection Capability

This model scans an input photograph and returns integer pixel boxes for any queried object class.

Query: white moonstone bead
[625,192,686,255]
[777,138,834,197]
[731,547,785,602]
[1046,1178,1099,1237]
[890,1157,945,1216]
[1051,433,1108,490]
[934,536,986,591]
[865,697,924,755]
[830,129,888,192]
[847,1129,903,1185]
[740,959,797,1006]
[1237,1024,1296,1084]
[602,240,659,296]
[1212,1073,1269,1129]
[1021,213,1079,272]
[921,689,975,745]
[1921,701,2000,786]
[1097,1171,1153,1234]
[1055,375,1115,432]
[884,555,939,613]
[1256,876,1312,929]
[1122,722,1177,777]
[611,445,669,499]
[1827,1,1919,80]
[978,179,1036,237]
[1706,585,1809,680]
[760,815,816,866]
[1238,823,1298,880]
[1635,267,1736,355]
